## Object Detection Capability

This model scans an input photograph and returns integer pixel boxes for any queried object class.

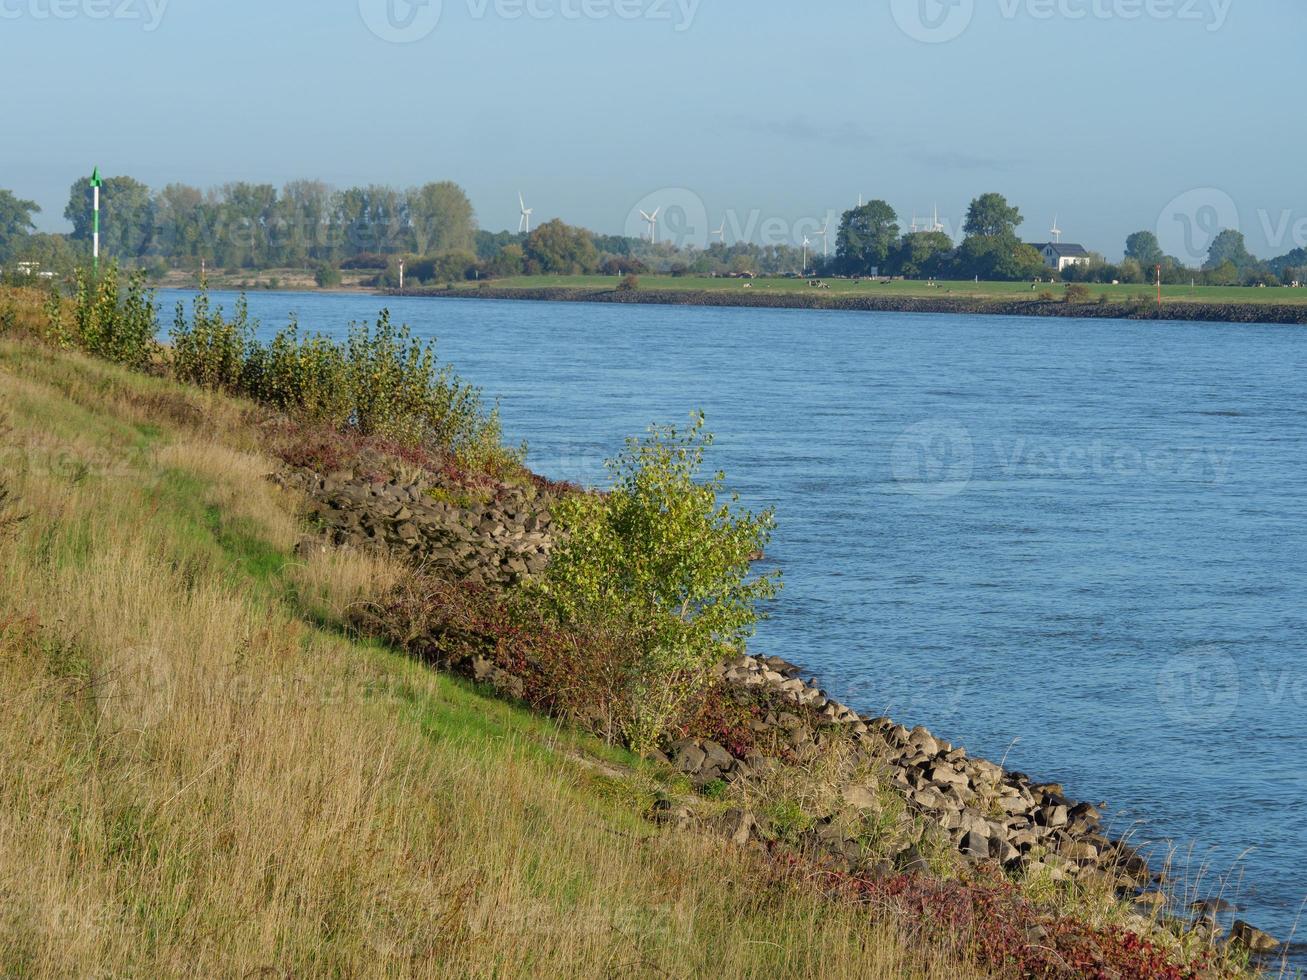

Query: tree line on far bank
[1,178,1304,290]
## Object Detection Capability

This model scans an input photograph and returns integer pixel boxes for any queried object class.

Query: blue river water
[162,289,1307,949]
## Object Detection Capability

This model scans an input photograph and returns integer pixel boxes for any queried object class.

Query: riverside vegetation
[0,276,1280,977]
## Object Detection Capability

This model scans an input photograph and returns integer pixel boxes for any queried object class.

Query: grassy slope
[0,340,977,978]
[448,274,1307,307]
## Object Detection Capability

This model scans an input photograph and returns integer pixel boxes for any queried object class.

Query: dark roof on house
[1029,242,1091,258]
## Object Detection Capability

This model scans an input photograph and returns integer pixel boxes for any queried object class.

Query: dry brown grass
[0,337,982,978]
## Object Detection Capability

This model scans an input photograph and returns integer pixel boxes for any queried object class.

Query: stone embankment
[673,654,1153,890]
[280,458,1280,954]
[278,466,554,588]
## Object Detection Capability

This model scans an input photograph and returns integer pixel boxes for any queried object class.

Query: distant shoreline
[392,284,1307,325]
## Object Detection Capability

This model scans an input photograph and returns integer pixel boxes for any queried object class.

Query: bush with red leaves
[803,860,1224,980]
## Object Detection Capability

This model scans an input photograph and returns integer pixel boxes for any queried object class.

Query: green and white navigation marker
[90,166,103,275]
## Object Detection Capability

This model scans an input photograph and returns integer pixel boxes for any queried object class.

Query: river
[161,288,1307,950]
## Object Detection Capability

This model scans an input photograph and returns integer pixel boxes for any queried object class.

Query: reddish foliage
[264,418,574,504]
[795,858,1220,980]
[354,573,641,739]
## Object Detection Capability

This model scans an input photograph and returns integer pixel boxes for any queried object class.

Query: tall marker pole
[90,166,103,276]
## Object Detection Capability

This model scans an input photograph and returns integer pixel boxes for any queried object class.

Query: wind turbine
[814,218,830,258]
[518,192,533,234]
[640,207,660,244]
[711,218,726,244]
[1050,214,1062,244]
[802,235,812,274]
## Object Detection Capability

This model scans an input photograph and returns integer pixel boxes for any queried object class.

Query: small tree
[536,414,779,752]
[314,263,342,288]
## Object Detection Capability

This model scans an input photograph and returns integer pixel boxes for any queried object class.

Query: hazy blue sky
[3,0,1304,259]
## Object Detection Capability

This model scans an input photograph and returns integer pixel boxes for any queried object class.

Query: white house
[1029,242,1091,272]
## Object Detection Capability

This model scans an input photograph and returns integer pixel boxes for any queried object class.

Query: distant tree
[729,254,754,275]
[314,263,341,288]
[407,181,476,256]
[1207,259,1240,286]
[487,242,525,278]
[475,228,523,261]
[889,231,953,278]
[963,193,1023,238]
[0,189,40,262]
[1204,229,1255,273]
[524,219,598,274]
[276,179,334,265]
[1117,258,1145,284]
[951,234,1045,281]
[151,183,210,266]
[836,200,900,274]
[65,174,154,260]
[4,232,78,280]
[1124,231,1164,271]
[600,255,646,276]
[214,182,279,268]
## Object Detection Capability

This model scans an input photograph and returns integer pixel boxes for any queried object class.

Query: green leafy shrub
[534,413,779,752]
[42,265,159,370]
[314,264,342,288]
[167,285,522,475]
[169,285,255,391]
[244,318,353,426]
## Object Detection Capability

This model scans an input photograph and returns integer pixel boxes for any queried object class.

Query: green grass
[452,274,1307,306]
[0,336,977,979]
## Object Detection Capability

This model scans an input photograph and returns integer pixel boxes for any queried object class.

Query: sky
[2,0,1305,261]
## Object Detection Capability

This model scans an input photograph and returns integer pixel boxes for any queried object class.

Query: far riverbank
[392,283,1307,325]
